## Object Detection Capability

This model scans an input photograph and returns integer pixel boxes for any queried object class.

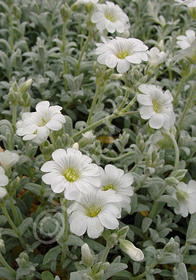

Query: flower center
[105,12,115,22]
[176,190,188,202]
[103,184,116,191]
[63,168,80,182]
[117,50,129,59]
[152,98,163,113]
[39,118,49,127]
[86,205,102,217]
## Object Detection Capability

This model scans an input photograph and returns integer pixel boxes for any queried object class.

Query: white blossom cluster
[41,147,134,239]
[16,101,65,144]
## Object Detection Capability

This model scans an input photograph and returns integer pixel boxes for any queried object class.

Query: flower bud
[72,142,79,150]
[60,3,71,22]
[16,252,29,268]
[136,133,145,152]
[164,238,179,253]
[19,79,32,94]
[81,243,94,267]
[120,240,144,262]
[8,82,19,105]
[19,91,31,108]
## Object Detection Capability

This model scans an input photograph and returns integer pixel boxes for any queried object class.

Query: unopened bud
[19,91,31,108]
[164,238,179,253]
[120,240,144,262]
[136,133,145,151]
[72,142,79,150]
[81,243,94,267]
[8,82,19,105]
[60,4,71,22]
[19,79,32,94]
[16,252,29,268]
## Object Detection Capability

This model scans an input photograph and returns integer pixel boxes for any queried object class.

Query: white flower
[0,187,7,199]
[175,0,196,7]
[120,240,144,262]
[137,84,175,130]
[177,29,196,50]
[99,164,134,213]
[16,101,65,144]
[81,243,94,267]
[147,47,167,67]
[176,30,196,61]
[96,37,148,73]
[172,180,196,217]
[0,166,9,187]
[0,150,19,170]
[41,148,100,200]
[75,0,98,4]
[91,2,130,33]
[68,189,122,238]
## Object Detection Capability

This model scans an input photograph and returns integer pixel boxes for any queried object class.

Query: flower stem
[173,67,196,105]
[163,131,179,171]
[60,198,68,266]
[1,203,26,249]
[10,198,21,226]
[148,182,167,219]
[75,34,92,75]
[73,112,118,140]
[87,83,101,125]
[0,252,16,276]
[101,242,111,263]
[120,95,137,113]
[9,5,14,53]
[62,22,67,74]
[178,83,196,129]
[12,104,17,131]
[97,81,107,109]
[101,151,135,162]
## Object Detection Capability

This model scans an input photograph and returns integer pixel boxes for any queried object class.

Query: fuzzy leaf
[42,271,54,280]
[102,262,128,280]
[0,268,15,280]
[18,217,33,236]
[173,263,188,280]
[43,245,61,265]
[142,217,152,233]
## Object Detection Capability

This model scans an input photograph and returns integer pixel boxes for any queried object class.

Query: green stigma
[103,184,116,191]
[117,50,129,59]
[87,205,102,217]
[176,190,188,202]
[152,98,163,113]
[39,118,48,127]
[63,168,80,182]
[105,12,115,22]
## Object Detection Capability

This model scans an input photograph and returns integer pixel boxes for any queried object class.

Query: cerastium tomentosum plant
[0,0,195,279]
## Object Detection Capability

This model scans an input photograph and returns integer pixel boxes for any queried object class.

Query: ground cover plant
[0,0,196,279]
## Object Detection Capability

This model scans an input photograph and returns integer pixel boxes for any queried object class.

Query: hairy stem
[60,198,68,266]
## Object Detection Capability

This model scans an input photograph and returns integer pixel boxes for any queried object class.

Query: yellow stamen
[63,168,80,182]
